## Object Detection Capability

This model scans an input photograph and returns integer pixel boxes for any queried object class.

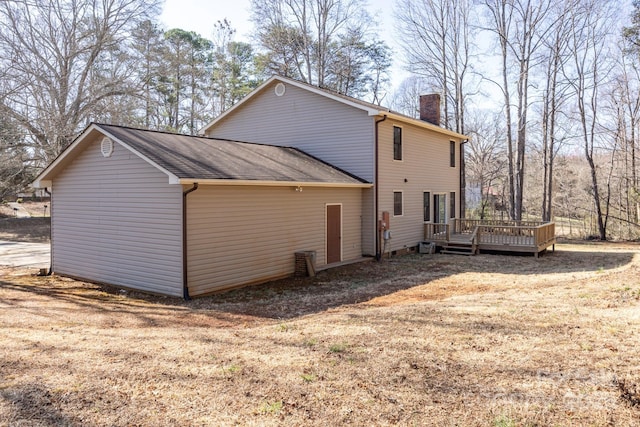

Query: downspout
[374,114,387,261]
[182,183,199,300]
[44,187,52,276]
[460,139,469,219]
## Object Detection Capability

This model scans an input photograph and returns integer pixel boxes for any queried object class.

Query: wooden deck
[424,219,556,257]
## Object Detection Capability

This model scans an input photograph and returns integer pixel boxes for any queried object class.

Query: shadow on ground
[2,242,637,323]
[0,217,51,242]
[0,383,82,426]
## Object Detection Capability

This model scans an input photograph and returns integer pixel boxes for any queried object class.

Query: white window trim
[423,190,432,223]
[449,191,457,219]
[393,125,404,162]
[433,192,448,224]
[449,140,456,168]
[393,190,404,217]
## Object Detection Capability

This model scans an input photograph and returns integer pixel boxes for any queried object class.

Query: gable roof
[33,123,371,188]
[200,75,468,140]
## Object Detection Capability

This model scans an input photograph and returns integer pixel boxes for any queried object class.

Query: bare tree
[390,76,431,118]
[465,112,508,219]
[482,0,554,220]
[251,0,387,96]
[540,0,574,221]
[0,116,34,199]
[600,49,640,238]
[616,52,640,224]
[395,0,474,134]
[564,0,617,239]
[0,0,160,166]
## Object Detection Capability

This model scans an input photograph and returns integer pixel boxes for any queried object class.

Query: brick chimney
[419,94,441,126]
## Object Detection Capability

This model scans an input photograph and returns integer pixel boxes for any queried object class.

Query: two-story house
[201,76,468,260]
[33,75,468,298]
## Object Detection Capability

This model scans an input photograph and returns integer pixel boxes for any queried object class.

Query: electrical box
[379,211,390,230]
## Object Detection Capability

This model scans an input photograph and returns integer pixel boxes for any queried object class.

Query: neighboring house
[33,75,468,298]
[202,75,468,259]
[33,124,370,297]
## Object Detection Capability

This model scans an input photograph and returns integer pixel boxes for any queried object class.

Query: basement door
[326,204,342,264]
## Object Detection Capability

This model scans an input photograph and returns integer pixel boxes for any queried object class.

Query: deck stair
[441,242,475,255]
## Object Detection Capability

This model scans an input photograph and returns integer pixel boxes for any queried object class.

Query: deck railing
[453,218,547,233]
[469,226,480,254]
[424,222,450,242]
[476,225,536,246]
[424,219,556,255]
[533,221,556,248]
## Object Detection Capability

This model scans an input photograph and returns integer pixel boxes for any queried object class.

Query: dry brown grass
[0,201,50,218]
[0,201,51,243]
[1,242,640,426]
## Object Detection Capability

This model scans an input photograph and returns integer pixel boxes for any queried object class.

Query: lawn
[1,242,639,426]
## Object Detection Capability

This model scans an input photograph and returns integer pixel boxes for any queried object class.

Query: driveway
[0,240,50,268]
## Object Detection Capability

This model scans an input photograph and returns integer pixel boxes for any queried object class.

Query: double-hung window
[393,191,403,216]
[423,192,431,222]
[450,141,455,167]
[450,192,456,219]
[393,126,402,161]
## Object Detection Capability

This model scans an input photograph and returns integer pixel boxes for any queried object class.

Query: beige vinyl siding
[186,185,362,296]
[205,81,375,182]
[361,187,375,256]
[51,136,183,296]
[377,120,462,251]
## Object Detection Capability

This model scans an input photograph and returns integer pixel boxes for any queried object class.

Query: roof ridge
[94,122,186,137]
[94,122,297,150]
[276,76,391,112]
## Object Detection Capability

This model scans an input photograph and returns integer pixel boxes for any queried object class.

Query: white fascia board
[178,178,373,188]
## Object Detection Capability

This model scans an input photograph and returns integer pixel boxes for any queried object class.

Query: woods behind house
[2,0,640,240]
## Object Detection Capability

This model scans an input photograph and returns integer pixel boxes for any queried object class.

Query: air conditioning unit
[419,241,435,254]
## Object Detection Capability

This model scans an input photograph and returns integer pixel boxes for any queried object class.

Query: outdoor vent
[274,82,286,97]
[101,137,114,158]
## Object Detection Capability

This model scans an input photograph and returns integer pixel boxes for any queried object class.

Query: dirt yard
[1,235,640,425]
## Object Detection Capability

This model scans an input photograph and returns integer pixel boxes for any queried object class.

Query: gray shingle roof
[98,124,368,184]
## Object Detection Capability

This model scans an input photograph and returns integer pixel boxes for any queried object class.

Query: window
[450,192,456,219]
[450,141,455,167]
[423,192,431,222]
[393,191,403,216]
[393,126,402,160]
[434,194,446,223]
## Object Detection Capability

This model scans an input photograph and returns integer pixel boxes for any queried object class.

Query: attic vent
[274,82,286,97]
[101,137,114,158]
